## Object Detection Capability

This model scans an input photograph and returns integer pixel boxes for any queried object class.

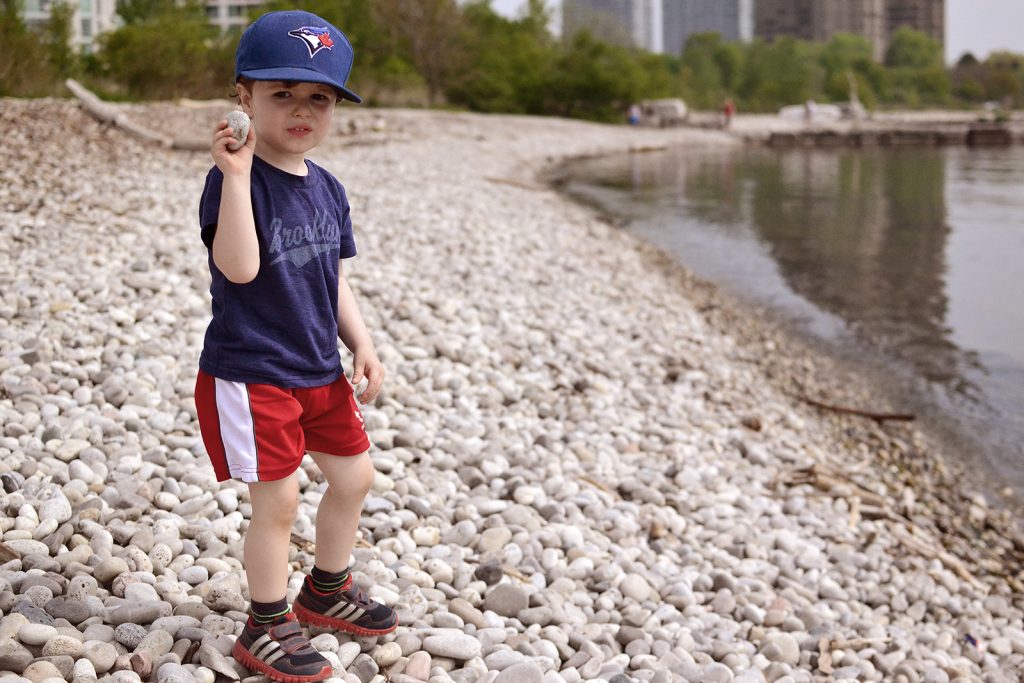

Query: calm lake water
[560,145,1024,502]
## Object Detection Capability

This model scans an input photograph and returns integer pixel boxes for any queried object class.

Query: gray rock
[13,602,55,625]
[0,638,33,673]
[494,662,544,683]
[45,596,92,624]
[701,663,734,683]
[422,633,482,660]
[483,584,527,617]
[350,653,379,683]
[115,623,149,649]
[83,641,118,673]
[109,601,170,625]
[226,111,250,151]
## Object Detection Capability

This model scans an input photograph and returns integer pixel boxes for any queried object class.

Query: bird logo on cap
[288,26,335,58]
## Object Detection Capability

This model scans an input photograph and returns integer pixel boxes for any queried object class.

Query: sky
[488,0,1024,64]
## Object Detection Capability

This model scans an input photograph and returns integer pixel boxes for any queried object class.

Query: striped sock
[250,597,290,624]
[310,565,351,594]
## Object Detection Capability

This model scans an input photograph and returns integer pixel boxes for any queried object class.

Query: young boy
[194,10,396,682]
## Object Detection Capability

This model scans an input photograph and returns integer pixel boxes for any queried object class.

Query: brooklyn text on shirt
[268,208,342,268]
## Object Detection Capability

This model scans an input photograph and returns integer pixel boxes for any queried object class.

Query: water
[559,145,1024,502]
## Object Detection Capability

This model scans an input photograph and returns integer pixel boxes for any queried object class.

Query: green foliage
[7,0,1024,117]
[739,37,821,111]
[0,3,75,96]
[93,1,228,99]
[885,27,943,70]
[444,1,557,114]
[549,31,648,120]
[116,0,176,26]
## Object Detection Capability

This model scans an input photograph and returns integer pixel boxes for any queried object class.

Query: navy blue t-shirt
[198,155,357,387]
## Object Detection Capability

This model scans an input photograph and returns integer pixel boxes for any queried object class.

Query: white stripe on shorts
[213,377,260,482]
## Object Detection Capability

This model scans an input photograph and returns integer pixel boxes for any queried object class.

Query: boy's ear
[236,82,254,115]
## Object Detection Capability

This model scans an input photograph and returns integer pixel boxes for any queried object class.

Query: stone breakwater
[0,97,1021,683]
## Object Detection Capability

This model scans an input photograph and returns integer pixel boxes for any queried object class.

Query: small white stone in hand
[225,111,250,151]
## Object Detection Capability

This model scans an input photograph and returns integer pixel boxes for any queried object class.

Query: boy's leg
[245,473,300,601]
[234,472,332,683]
[293,450,397,636]
[308,450,374,571]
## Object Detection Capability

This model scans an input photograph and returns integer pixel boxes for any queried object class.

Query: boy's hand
[351,346,384,404]
[211,118,255,176]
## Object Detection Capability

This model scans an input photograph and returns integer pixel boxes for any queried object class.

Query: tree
[444,1,557,114]
[549,31,646,120]
[957,52,979,67]
[820,33,882,106]
[0,1,74,96]
[373,0,462,105]
[116,0,176,25]
[885,27,942,70]
[739,37,821,111]
[982,51,1024,104]
[679,33,724,109]
[94,1,225,99]
[884,28,949,106]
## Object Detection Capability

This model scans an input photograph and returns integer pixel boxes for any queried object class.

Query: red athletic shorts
[194,370,371,483]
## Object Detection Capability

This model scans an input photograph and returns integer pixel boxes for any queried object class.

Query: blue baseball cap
[235,10,362,103]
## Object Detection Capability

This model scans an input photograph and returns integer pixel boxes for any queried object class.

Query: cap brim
[238,66,362,103]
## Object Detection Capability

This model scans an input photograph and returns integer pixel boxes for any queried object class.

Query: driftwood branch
[65,78,207,151]
[800,394,915,423]
[485,176,542,191]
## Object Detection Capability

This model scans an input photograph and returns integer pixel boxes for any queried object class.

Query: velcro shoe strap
[268,621,304,641]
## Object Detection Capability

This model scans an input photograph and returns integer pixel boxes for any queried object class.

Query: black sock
[310,565,350,593]
[250,597,289,624]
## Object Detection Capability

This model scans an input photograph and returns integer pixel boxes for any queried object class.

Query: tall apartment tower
[662,0,754,56]
[887,0,944,49]
[563,0,663,52]
[22,0,119,52]
[755,0,942,60]
[204,0,265,32]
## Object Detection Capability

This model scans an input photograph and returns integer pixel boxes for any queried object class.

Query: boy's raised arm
[211,117,261,284]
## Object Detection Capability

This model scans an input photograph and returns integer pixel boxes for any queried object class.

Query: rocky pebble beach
[0,97,1022,683]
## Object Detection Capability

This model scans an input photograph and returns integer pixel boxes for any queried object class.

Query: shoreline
[546,139,1024,514]
[0,98,1022,682]
[543,146,1024,566]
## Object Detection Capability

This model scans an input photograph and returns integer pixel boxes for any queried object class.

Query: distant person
[722,98,736,128]
[194,10,396,682]
[628,102,642,126]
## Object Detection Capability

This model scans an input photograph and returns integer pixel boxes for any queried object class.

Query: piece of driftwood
[890,524,983,590]
[485,176,541,191]
[65,78,207,151]
[800,394,915,423]
[786,464,890,509]
[503,566,532,583]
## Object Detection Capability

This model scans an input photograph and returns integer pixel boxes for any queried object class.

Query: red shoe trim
[231,638,332,683]
[293,600,398,637]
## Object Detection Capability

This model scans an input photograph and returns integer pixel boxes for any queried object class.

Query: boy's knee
[249,483,299,526]
[325,453,374,497]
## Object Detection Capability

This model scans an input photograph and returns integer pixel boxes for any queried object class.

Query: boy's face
[237,80,338,167]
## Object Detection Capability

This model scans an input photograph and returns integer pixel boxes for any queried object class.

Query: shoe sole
[231,639,333,683]
[293,600,399,637]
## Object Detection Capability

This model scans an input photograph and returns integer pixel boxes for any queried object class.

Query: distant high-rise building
[562,0,663,52]
[204,0,265,33]
[22,0,119,52]
[662,0,754,56]
[886,0,944,54]
[755,0,941,61]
